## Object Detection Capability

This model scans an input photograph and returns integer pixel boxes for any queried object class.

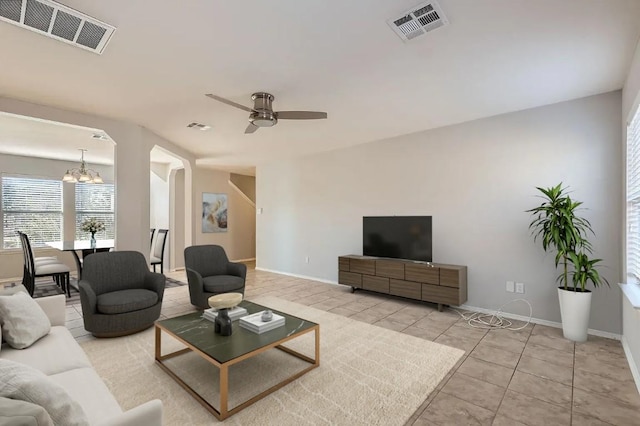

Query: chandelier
[62,149,104,184]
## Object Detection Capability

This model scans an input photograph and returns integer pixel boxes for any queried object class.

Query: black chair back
[150,228,156,249]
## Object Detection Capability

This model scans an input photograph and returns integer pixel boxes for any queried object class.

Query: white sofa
[0,290,163,425]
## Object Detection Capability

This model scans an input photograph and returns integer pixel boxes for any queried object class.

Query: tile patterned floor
[66,263,640,426]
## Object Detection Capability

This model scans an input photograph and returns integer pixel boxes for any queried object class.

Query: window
[627,107,640,283]
[75,183,115,240]
[1,176,63,249]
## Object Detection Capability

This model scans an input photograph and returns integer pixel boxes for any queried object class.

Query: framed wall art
[202,193,228,233]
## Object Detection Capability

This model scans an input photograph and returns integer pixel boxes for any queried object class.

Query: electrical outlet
[305,256,309,263]
[506,281,515,293]
[515,282,525,294]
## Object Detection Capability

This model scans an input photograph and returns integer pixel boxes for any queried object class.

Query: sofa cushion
[0,327,92,376]
[96,289,158,315]
[0,359,89,426]
[0,292,51,349]
[48,368,122,425]
[202,275,245,293]
[0,396,53,426]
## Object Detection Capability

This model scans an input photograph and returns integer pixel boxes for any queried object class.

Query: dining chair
[150,229,168,274]
[18,232,71,297]
[150,228,156,249]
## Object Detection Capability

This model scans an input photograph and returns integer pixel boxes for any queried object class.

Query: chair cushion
[34,263,69,275]
[202,275,245,293]
[150,256,161,264]
[96,289,158,315]
[0,292,51,349]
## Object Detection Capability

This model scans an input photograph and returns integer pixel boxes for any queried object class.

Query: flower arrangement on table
[81,217,105,236]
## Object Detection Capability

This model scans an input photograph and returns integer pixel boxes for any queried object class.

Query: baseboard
[233,257,256,263]
[621,336,640,394]
[459,303,621,340]
[255,267,339,286]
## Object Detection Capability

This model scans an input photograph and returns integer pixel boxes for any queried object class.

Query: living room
[1,1,640,425]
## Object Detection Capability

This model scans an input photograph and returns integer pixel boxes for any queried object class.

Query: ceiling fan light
[253,119,274,127]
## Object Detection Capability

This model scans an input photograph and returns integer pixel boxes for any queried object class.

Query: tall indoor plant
[527,183,608,342]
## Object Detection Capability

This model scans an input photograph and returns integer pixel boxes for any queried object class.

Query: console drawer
[363,275,389,293]
[350,258,375,275]
[339,271,362,288]
[390,279,421,300]
[421,283,460,305]
[376,260,404,279]
[339,257,350,271]
[405,264,439,284]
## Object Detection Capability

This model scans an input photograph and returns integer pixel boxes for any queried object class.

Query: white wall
[194,167,256,261]
[257,91,623,334]
[170,168,186,269]
[622,38,640,387]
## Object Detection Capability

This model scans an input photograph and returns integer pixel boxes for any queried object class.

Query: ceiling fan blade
[244,123,259,134]
[275,111,328,120]
[205,94,254,112]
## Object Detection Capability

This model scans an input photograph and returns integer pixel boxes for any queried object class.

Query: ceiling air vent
[0,0,115,54]
[387,1,448,42]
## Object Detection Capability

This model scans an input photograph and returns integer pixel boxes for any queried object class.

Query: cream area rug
[80,296,464,425]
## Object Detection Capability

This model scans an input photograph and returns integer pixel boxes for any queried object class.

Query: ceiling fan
[205,92,327,134]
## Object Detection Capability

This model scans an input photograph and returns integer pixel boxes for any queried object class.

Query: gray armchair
[184,245,246,309]
[79,251,165,337]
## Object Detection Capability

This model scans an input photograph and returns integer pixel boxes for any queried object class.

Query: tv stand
[338,255,467,311]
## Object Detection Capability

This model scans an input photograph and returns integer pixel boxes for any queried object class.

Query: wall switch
[515,282,525,294]
[257,208,263,214]
[506,281,515,293]
[305,256,309,263]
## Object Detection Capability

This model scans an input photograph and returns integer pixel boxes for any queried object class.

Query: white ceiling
[0,0,639,170]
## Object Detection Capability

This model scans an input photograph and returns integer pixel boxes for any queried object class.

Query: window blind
[627,107,640,282]
[75,183,115,240]
[1,176,63,249]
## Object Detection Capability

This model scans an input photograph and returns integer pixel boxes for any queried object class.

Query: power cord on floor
[450,299,533,331]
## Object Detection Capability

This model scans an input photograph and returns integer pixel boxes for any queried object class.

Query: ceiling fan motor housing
[250,92,277,127]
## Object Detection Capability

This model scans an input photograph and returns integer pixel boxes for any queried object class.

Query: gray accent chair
[79,251,165,337]
[184,245,246,309]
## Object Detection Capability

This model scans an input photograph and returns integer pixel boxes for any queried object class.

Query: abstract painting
[202,193,228,233]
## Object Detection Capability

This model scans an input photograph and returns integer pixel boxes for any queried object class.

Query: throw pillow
[0,396,54,426]
[0,292,51,349]
[0,360,89,426]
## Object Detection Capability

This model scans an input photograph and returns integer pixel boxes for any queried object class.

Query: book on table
[202,306,248,322]
[239,311,285,334]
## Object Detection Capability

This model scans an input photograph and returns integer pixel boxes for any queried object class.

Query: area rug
[80,296,464,425]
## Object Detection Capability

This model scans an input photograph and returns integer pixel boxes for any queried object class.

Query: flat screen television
[363,216,432,262]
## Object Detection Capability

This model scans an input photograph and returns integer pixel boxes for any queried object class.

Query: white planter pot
[557,287,592,342]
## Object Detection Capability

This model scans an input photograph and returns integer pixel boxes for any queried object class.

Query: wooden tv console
[338,255,467,311]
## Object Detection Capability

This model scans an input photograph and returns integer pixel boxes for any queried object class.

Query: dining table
[46,239,115,283]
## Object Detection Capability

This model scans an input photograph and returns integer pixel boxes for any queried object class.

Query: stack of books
[202,306,248,323]
[239,311,285,334]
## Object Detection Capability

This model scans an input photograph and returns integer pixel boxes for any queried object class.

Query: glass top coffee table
[155,300,320,420]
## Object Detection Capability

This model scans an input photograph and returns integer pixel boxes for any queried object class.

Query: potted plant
[527,183,608,342]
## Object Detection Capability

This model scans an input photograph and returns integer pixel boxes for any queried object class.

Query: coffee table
[155,300,320,420]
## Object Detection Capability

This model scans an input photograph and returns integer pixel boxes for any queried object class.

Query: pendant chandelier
[62,149,103,184]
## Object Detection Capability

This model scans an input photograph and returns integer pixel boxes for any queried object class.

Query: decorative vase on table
[90,232,96,248]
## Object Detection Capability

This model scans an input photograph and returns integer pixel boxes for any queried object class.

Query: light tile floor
[66,263,640,425]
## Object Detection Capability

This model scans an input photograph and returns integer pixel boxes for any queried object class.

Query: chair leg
[66,273,71,297]
[160,263,163,274]
[153,264,156,273]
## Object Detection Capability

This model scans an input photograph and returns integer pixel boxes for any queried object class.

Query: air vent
[0,0,115,54]
[187,122,212,131]
[387,1,448,42]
